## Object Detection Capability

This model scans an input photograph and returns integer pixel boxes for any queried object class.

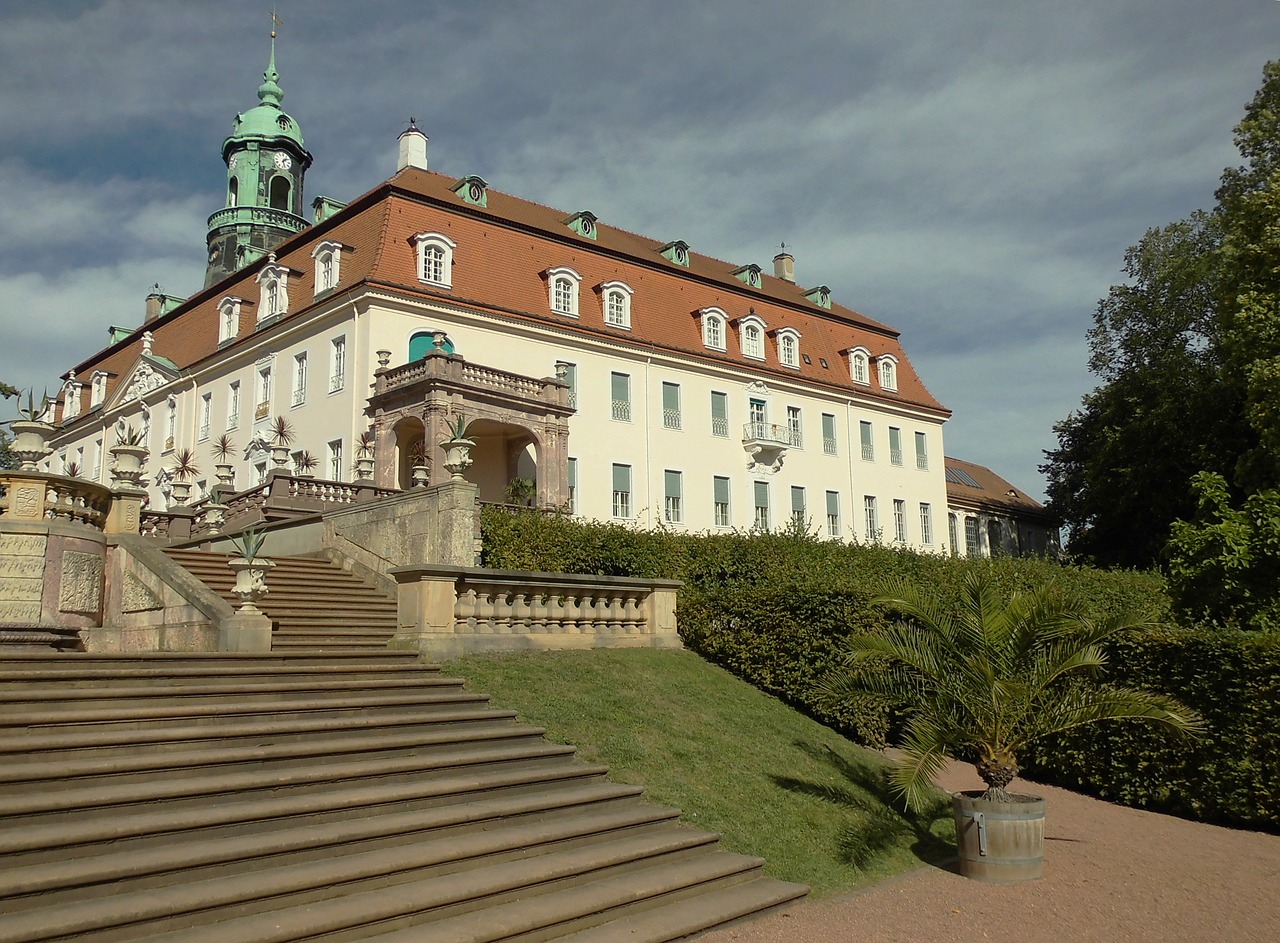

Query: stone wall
[0,520,106,635]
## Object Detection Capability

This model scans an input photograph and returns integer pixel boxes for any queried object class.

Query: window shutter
[714,476,729,504]
[612,463,630,492]
[611,372,629,401]
[664,470,681,498]
[662,382,680,412]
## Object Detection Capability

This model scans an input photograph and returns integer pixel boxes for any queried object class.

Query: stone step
[2,676,469,705]
[0,762,617,858]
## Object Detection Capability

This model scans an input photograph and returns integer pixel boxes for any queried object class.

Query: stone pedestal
[218,610,273,652]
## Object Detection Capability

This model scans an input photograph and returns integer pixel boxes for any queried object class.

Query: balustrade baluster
[474,589,496,633]
[623,593,644,633]
[456,587,478,630]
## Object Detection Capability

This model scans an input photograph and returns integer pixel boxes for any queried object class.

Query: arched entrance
[391,416,426,490]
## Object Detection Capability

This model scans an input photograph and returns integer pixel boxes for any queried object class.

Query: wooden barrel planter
[952,791,1045,883]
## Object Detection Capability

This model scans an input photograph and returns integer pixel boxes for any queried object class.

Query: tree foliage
[1044,62,1280,570]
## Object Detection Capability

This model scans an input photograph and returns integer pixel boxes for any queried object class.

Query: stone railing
[389,564,682,658]
[0,471,113,528]
[378,352,565,406]
[206,205,308,232]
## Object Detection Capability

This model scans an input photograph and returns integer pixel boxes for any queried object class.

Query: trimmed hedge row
[480,508,1278,831]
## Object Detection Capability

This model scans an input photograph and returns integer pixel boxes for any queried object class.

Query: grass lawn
[442,648,955,897]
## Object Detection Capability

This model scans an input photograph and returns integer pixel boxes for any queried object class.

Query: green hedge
[481,508,1279,831]
[1023,626,1280,831]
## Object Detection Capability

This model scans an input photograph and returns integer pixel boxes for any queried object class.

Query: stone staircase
[0,556,807,942]
[163,548,399,650]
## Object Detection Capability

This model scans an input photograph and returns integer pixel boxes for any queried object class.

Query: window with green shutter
[713,476,731,527]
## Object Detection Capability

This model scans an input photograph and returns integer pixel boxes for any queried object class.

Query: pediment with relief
[105,355,180,410]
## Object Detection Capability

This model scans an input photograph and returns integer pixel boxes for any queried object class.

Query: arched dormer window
[218,296,244,342]
[546,266,581,317]
[698,307,728,351]
[311,241,344,294]
[228,177,239,207]
[269,175,291,211]
[733,312,769,361]
[599,280,633,329]
[773,327,802,369]
[90,371,108,408]
[847,347,871,385]
[412,232,455,289]
[408,330,456,360]
[878,354,899,392]
[255,258,290,322]
[62,377,82,421]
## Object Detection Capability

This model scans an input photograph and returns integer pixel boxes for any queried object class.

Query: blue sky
[2,0,1277,500]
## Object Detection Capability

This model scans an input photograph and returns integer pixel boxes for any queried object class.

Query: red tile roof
[945,457,1050,518]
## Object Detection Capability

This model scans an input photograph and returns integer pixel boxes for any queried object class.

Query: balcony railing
[890,449,903,466]
[742,422,791,447]
[711,416,729,437]
[917,454,929,470]
[823,436,837,455]
[861,444,875,461]
[612,400,632,422]
[662,408,681,430]
[206,205,308,233]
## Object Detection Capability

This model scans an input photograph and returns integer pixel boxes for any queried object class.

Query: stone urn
[441,438,475,480]
[9,420,54,471]
[170,480,193,506]
[228,557,274,612]
[411,464,430,487]
[269,445,291,468]
[202,504,227,533]
[214,463,235,487]
[109,444,149,489]
[354,456,375,481]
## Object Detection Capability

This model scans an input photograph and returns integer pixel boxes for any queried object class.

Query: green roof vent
[660,240,690,267]
[565,211,598,240]
[452,175,488,207]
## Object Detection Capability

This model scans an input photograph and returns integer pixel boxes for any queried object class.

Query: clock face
[273,152,292,171]
[228,154,238,169]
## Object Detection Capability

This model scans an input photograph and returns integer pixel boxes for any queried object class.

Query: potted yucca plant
[212,433,237,486]
[109,423,149,488]
[168,447,200,505]
[226,525,273,611]
[439,414,475,481]
[267,416,295,468]
[9,388,55,471]
[353,430,376,481]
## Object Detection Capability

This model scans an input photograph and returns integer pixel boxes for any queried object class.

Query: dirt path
[698,761,1280,943]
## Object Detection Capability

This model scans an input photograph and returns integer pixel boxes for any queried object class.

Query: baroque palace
[40,39,1053,557]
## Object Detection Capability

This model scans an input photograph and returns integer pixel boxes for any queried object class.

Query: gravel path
[698,760,1280,943]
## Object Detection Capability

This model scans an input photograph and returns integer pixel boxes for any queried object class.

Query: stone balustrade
[0,471,113,528]
[389,564,682,658]
[377,351,568,409]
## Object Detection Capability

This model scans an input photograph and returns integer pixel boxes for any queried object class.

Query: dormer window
[90,371,108,408]
[255,259,290,323]
[878,354,899,392]
[847,347,871,385]
[773,328,802,369]
[62,377,82,421]
[697,307,728,351]
[600,281,633,329]
[547,266,581,317]
[732,264,762,288]
[312,241,345,294]
[566,211,598,239]
[660,240,691,267]
[734,313,768,361]
[218,296,244,343]
[451,175,488,207]
[804,285,832,309]
[412,232,456,289]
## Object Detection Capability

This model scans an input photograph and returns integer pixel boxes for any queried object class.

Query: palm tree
[823,572,1203,812]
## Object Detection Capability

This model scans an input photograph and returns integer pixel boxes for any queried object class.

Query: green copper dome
[221,39,308,158]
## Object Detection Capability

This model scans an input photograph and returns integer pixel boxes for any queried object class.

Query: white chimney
[773,250,795,283]
[397,118,428,172]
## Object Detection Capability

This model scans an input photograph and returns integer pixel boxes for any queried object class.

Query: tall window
[292,352,307,407]
[218,298,240,343]
[664,470,683,524]
[330,336,346,393]
[713,476,731,527]
[559,362,578,408]
[413,232,456,288]
[257,366,272,419]
[748,398,767,435]
[256,261,290,321]
[849,348,870,384]
[753,481,770,531]
[949,513,960,556]
[889,427,903,466]
[893,499,907,543]
[164,397,176,451]
[915,431,929,470]
[826,491,841,537]
[964,517,980,557]
[859,421,874,461]
[743,324,763,359]
[612,463,632,519]
[864,496,879,541]
[227,380,240,430]
[790,486,807,527]
[610,372,631,422]
[787,406,803,448]
[919,503,933,545]
[328,439,343,481]
[779,332,799,368]
[662,382,681,430]
[199,393,212,441]
[710,391,729,437]
[822,413,837,455]
[567,457,577,514]
[92,438,102,481]
[704,314,725,350]
[91,371,108,407]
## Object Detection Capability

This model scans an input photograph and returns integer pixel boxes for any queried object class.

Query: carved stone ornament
[121,362,165,402]
[58,551,103,614]
[745,446,784,475]
[744,380,772,397]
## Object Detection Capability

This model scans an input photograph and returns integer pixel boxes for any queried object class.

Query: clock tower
[204,33,313,288]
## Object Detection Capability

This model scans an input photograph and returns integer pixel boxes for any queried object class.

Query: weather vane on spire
[270,6,283,39]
